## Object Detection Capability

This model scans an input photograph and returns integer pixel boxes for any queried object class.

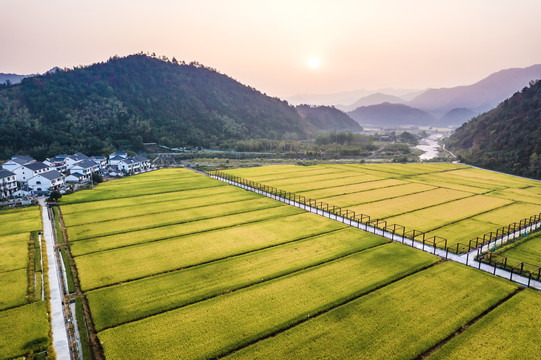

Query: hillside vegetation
[0,54,320,159]
[296,104,362,132]
[448,80,541,179]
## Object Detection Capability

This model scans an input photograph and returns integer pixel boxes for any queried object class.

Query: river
[416,133,443,160]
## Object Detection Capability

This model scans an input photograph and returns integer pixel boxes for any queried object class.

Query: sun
[308,57,320,69]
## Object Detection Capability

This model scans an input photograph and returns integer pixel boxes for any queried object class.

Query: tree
[48,190,62,202]
[92,172,103,184]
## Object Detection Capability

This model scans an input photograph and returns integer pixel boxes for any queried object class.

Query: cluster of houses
[0,151,152,198]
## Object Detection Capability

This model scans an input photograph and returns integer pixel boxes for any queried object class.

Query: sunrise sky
[2,0,541,98]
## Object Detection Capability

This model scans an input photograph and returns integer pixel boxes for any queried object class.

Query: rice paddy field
[493,232,541,270]
[56,167,541,359]
[221,163,541,250]
[0,206,50,360]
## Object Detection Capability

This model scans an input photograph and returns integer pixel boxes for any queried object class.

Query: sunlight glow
[308,57,320,69]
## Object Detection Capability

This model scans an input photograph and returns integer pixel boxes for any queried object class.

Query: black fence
[208,171,541,257]
[477,252,541,287]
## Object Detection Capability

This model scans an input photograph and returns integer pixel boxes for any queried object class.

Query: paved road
[39,199,71,360]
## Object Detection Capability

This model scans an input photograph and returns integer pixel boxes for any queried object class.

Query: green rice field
[493,232,541,269]
[56,167,541,359]
[428,289,541,360]
[0,206,50,360]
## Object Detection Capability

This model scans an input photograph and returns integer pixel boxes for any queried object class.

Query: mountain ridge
[447,80,541,179]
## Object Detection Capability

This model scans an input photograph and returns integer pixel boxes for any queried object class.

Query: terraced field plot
[493,232,541,270]
[428,289,541,360]
[223,164,541,249]
[226,262,518,360]
[59,167,541,359]
[0,206,50,360]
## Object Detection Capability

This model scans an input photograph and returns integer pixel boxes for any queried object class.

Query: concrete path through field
[39,198,71,359]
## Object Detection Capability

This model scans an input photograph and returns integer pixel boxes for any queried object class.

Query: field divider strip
[0,266,27,274]
[206,171,541,290]
[378,193,477,221]
[96,239,392,332]
[82,227,346,292]
[298,181,410,199]
[60,186,239,216]
[59,182,226,205]
[67,201,284,242]
[217,259,444,359]
[417,286,524,359]
[422,201,518,233]
[70,210,303,257]
[63,195,263,228]
[323,186,438,209]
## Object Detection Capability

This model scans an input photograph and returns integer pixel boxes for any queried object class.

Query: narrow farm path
[207,173,541,290]
[39,198,71,359]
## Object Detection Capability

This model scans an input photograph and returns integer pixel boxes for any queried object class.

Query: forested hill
[0,54,316,159]
[296,105,362,132]
[448,80,541,179]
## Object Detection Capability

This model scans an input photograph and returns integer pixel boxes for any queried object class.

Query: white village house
[69,159,99,181]
[13,162,51,183]
[64,153,91,171]
[117,155,151,173]
[2,155,36,174]
[27,170,65,193]
[43,154,70,173]
[0,169,17,198]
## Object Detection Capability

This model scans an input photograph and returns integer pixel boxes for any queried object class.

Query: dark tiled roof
[25,162,50,171]
[39,170,64,180]
[12,155,35,164]
[0,169,15,179]
[73,160,97,169]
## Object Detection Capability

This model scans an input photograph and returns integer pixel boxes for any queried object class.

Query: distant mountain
[288,88,421,107]
[348,103,434,127]
[0,54,315,159]
[296,105,362,132]
[435,108,477,127]
[339,92,405,112]
[410,64,541,114]
[448,80,541,179]
[0,73,30,85]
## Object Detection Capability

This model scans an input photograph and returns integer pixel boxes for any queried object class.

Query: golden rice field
[0,206,50,360]
[56,167,541,360]
[222,163,541,250]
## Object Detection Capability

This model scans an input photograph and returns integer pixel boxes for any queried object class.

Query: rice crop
[74,212,346,290]
[428,289,541,360]
[98,243,438,360]
[226,262,517,360]
[87,227,387,330]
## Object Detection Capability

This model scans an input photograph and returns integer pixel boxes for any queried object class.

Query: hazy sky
[2,0,541,98]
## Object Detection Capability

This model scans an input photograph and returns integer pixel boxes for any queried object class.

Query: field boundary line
[82,228,346,292]
[66,202,284,242]
[0,266,27,274]
[417,287,524,359]
[422,201,518,233]
[217,260,444,359]
[60,185,238,216]
[69,209,302,257]
[63,195,263,228]
[378,193,477,221]
[206,171,541,290]
[331,186,446,209]
[301,180,410,199]
[59,182,226,206]
[96,240,391,332]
